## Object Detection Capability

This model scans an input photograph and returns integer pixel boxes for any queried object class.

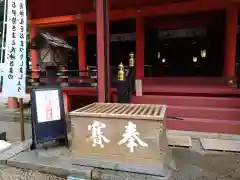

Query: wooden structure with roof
[29,32,74,69]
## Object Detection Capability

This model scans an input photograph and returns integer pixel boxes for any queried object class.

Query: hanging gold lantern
[118,62,125,81]
[129,52,135,67]
[201,50,207,58]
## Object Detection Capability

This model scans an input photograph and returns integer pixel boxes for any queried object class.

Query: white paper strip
[2,0,27,98]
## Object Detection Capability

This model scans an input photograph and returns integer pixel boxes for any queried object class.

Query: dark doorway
[67,36,79,76]
[86,35,97,67]
[110,20,136,67]
[86,20,136,68]
[110,41,136,67]
[145,27,224,77]
[145,14,225,77]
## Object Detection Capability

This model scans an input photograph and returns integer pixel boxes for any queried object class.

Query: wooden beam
[149,15,216,30]
[81,0,227,22]
[30,0,228,26]
[81,9,139,22]
[140,0,228,17]
[30,15,77,27]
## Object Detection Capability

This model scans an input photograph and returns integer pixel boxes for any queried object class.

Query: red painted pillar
[136,18,145,79]
[77,21,87,76]
[30,24,39,76]
[224,5,238,79]
[96,0,110,102]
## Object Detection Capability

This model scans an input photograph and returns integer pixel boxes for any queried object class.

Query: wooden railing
[0,64,136,103]
[27,68,97,87]
[26,65,134,87]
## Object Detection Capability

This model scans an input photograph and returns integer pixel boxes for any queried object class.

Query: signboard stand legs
[31,120,36,150]
[19,98,25,141]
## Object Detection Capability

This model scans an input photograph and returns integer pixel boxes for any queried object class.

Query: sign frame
[30,85,68,149]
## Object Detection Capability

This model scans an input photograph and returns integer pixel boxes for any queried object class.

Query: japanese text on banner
[2,0,27,98]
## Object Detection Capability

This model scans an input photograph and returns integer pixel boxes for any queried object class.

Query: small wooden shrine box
[29,32,74,70]
[69,103,174,177]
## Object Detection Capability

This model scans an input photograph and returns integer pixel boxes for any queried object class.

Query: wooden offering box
[70,103,174,177]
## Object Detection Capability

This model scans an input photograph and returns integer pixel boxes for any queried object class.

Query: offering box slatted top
[70,103,166,121]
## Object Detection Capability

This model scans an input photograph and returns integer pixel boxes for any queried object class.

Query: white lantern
[162,58,166,63]
[157,52,161,59]
[193,57,198,63]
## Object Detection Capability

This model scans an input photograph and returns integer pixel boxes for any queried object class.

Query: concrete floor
[4,140,240,180]
[0,165,64,180]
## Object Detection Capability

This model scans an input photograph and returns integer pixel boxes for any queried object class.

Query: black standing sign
[30,86,68,149]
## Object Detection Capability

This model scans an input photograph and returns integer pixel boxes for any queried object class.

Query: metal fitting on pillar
[129,52,135,67]
[118,63,125,81]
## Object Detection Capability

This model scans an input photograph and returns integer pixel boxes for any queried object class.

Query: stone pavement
[0,105,30,123]
[172,143,240,180]
[0,94,31,122]
[2,139,239,180]
[0,121,31,143]
[0,164,64,180]
[0,95,31,143]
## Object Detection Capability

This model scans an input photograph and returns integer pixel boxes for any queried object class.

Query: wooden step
[143,77,229,86]
[168,106,240,121]
[132,95,240,108]
[140,85,240,97]
[166,118,240,134]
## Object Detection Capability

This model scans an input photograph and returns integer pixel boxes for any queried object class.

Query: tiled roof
[29,32,74,50]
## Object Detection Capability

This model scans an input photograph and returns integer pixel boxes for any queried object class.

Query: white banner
[2,0,27,98]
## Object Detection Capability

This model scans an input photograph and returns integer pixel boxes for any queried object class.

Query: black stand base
[58,137,69,148]
[117,81,130,103]
[31,137,69,151]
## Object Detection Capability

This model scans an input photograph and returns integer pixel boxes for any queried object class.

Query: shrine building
[10,0,240,134]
